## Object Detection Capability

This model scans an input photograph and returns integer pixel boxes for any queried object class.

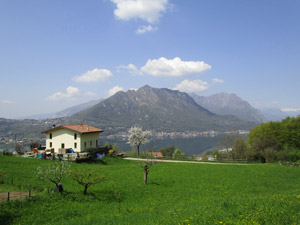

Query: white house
[42,124,104,153]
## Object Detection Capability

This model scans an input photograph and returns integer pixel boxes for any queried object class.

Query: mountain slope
[18,99,103,120]
[70,86,255,133]
[191,92,266,123]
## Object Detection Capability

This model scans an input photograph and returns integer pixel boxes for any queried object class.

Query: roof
[151,152,163,158]
[41,124,104,134]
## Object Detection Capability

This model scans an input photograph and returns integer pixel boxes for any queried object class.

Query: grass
[1,154,300,224]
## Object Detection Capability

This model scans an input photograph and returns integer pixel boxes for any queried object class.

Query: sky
[0,0,300,118]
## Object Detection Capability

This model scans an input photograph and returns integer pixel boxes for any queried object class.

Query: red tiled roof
[151,152,163,158]
[42,124,104,134]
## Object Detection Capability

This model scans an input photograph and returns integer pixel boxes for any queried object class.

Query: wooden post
[7,192,10,201]
[144,165,148,184]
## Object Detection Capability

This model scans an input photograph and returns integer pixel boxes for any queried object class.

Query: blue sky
[0,0,300,118]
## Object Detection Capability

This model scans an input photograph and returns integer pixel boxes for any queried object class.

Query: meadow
[1,154,300,225]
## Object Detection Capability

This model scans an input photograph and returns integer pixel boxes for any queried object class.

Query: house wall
[45,129,100,153]
[80,132,100,152]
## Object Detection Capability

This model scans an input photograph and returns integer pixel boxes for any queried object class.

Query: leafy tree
[36,161,69,194]
[232,138,247,160]
[159,146,176,158]
[172,148,186,160]
[261,147,277,163]
[127,126,151,155]
[72,169,106,195]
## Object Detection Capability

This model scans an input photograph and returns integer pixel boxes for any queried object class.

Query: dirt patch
[0,192,34,202]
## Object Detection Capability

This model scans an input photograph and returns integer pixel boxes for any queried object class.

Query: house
[150,152,163,158]
[41,124,104,153]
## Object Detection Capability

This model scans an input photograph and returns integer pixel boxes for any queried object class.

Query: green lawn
[1,154,300,225]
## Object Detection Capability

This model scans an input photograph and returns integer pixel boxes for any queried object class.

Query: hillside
[70,86,255,133]
[191,92,266,123]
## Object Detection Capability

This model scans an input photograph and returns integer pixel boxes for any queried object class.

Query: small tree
[36,161,69,194]
[127,126,151,155]
[140,158,155,184]
[15,144,26,155]
[72,169,106,195]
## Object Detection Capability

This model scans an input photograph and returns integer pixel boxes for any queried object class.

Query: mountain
[260,107,300,121]
[18,99,103,120]
[190,92,267,123]
[70,86,255,133]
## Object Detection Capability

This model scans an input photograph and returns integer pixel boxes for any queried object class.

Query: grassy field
[1,154,300,225]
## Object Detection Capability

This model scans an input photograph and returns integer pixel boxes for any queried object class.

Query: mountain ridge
[70,85,256,133]
[190,92,267,123]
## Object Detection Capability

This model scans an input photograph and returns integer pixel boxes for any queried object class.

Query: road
[124,157,251,166]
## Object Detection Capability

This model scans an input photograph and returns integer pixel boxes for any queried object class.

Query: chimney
[86,125,89,131]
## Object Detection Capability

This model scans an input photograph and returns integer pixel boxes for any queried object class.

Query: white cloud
[173,80,209,93]
[141,57,211,77]
[48,86,80,101]
[111,0,169,23]
[1,100,15,104]
[108,86,124,96]
[73,68,112,83]
[136,25,157,34]
[85,91,96,97]
[118,64,142,75]
[212,78,224,84]
[281,108,300,112]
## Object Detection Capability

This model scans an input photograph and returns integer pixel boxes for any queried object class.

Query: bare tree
[127,126,151,155]
[36,161,69,194]
[72,169,106,195]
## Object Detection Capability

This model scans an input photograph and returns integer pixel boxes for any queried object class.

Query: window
[50,142,52,148]
[90,141,92,146]
[84,142,86,148]
[61,143,65,149]
[96,140,98,147]
[50,133,52,139]
[74,143,77,149]
[74,133,77,140]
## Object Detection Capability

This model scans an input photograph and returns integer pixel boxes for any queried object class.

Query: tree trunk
[84,185,88,195]
[137,145,140,155]
[144,165,148,184]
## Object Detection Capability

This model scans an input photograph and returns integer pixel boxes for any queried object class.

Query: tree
[15,144,26,155]
[30,142,40,151]
[172,148,186,160]
[127,126,151,155]
[36,161,69,194]
[72,169,106,195]
[232,138,248,160]
[139,157,155,184]
[159,146,176,158]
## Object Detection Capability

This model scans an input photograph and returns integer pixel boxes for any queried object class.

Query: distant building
[42,124,104,153]
[150,152,163,158]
